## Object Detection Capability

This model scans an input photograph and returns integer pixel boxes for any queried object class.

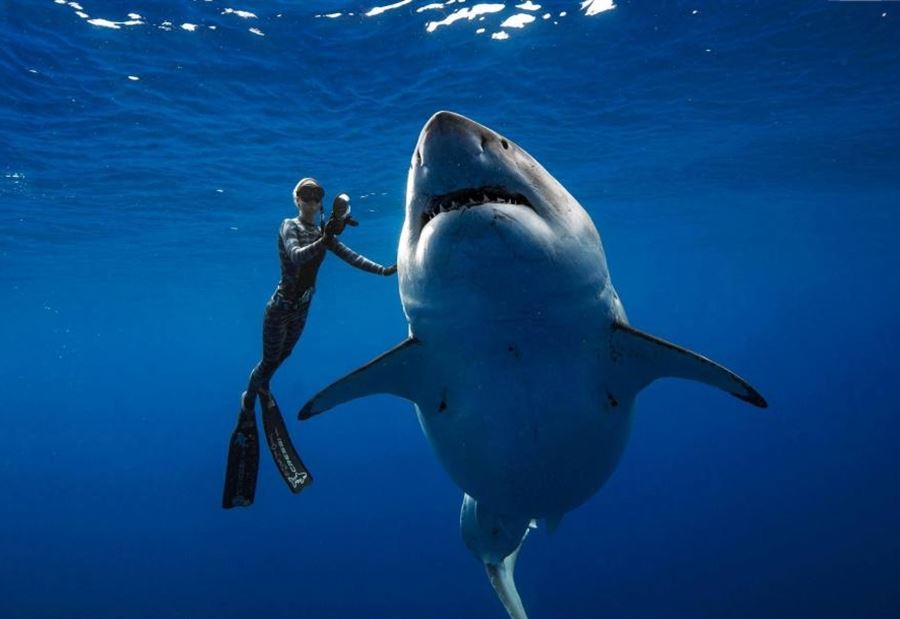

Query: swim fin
[260,392,313,494]
[222,392,260,509]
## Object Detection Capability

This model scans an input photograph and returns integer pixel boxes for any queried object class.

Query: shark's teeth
[421,185,533,228]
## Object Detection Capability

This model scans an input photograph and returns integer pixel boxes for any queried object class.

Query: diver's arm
[281,219,327,266]
[326,237,397,275]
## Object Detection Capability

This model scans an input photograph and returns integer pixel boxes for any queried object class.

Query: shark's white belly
[412,325,634,518]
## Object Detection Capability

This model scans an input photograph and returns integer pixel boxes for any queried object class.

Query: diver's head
[294,177,324,222]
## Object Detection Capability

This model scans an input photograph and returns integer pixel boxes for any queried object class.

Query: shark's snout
[411,111,525,214]
[403,109,603,271]
[424,110,481,136]
[416,110,494,168]
[424,111,491,145]
[402,111,602,280]
[407,111,532,240]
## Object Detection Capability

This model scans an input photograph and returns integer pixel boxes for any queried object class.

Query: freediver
[222,177,397,508]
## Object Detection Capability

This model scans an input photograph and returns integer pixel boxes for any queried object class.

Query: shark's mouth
[421,185,533,229]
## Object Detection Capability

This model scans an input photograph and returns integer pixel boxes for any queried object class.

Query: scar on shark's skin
[491,211,514,226]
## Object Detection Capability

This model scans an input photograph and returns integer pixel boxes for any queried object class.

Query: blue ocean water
[2,1,899,617]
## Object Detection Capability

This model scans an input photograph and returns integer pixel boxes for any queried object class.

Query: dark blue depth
[2,1,899,617]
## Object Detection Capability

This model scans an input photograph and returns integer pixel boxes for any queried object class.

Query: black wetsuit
[247,217,394,395]
[223,215,394,508]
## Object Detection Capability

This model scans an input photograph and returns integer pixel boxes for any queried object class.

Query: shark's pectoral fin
[298,337,425,419]
[611,322,767,408]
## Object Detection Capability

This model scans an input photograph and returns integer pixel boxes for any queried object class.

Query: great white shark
[298,111,767,619]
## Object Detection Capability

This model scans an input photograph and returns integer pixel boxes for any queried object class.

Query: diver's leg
[248,293,312,391]
[248,297,292,395]
[276,300,311,364]
[223,296,285,508]
[258,299,314,494]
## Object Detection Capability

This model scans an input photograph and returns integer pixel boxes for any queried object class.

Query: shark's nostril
[480,134,488,151]
[416,150,423,166]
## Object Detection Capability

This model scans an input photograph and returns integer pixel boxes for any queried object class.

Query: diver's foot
[223,392,261,509]
[259,391,314,494]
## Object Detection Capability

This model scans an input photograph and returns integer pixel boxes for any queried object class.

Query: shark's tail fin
[610,322,767,408]
[460,494,532,619]
[485,545,528,619]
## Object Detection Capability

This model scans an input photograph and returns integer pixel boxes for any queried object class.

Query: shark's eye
[500,139,510,150]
